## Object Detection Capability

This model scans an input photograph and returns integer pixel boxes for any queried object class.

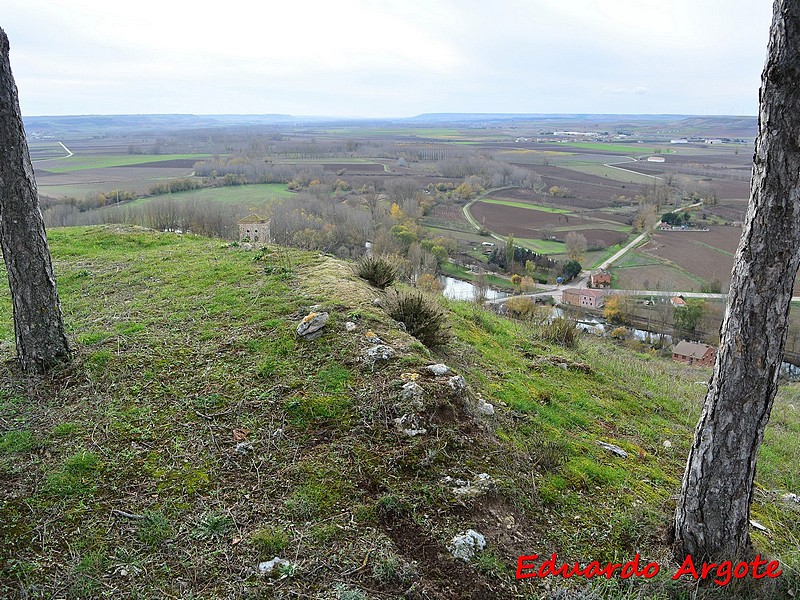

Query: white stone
[365,344,394,361]
[345,321,357,332]
[426,364,450,376]
[596,441,628,458]
[393,413,427,437]
[445,473,494,498]
[662,440,672,449]
[448,530,486,561]
[448,375,467,392]
[235,442,253,455]
[476,399,495,416]
[258,556,291,575]
[401,381,424,400]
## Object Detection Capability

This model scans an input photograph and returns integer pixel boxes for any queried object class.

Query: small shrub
[193,511,234,540]
[137,510,172,547]
[539,316,579,348]
[610,326,628,339]
[375,494,409,522]
[384,289,450,348]
[333,584,367,600]
[354,255,399,289]
[372,550,417,585]
[534,439,570,471]
[504,296,537,320]
[415,273,443,294]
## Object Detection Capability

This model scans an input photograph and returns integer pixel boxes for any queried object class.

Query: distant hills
[23,112,758,138]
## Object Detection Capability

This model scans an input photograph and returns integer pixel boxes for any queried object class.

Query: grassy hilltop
[0,227,798,599]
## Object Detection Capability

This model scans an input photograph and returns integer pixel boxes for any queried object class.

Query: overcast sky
[4,0,773,118]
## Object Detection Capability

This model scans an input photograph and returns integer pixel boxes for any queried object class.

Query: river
[439,276,509,302]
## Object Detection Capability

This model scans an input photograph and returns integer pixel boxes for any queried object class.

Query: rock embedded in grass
[257,556,292,576]
[475,396,495,416]
[596,441,628,458]
[448,375,467,393]
[401,381,424,401]
[426,363,450,376]
[444,473,494,498]
[364,344,394,362]
[394,413,427,437]
[296,311,329,340]
[448,529,486,561]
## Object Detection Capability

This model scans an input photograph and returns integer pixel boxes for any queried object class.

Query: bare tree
[0,28,70,373]
[473,271,489,305]
[564,231,587,262]
[673,0,800,562]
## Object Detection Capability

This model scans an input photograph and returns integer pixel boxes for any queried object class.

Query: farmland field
[122,183,294,208]
[611,251,705,292]
[35,153,211,173]
[470,199,629,249]
[478,198,571,214]
[639,228,741,285]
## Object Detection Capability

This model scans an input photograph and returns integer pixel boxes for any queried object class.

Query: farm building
[670,297,687,308]
[589,270,612,288]
[238,214,271,243]
[646,156,666,163]
[562,288,605,309]
[672,341,716,367]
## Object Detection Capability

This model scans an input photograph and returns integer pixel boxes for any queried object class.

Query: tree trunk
[673,0,800,562]
[0,28,70,374]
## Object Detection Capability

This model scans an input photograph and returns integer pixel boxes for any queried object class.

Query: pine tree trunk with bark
[673,0,800,562]
[0,28,70,374]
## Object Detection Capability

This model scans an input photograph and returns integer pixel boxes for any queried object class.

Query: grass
[517,238,567,254]
[0,226,797,598]
[558,142,667,155]
[122,182,294,207]
[476,198,572,214]
[36,153,213,173]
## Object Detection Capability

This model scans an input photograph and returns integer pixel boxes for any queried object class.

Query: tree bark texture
[673,0,800,562]
[0,28,70,374]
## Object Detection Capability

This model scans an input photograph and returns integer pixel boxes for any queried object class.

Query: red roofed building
[589,270,612,288]
[672,341,716,367]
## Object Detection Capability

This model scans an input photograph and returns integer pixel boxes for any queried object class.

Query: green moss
[251,527,290,556]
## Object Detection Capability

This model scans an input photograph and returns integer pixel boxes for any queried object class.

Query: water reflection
[439,276,508,301]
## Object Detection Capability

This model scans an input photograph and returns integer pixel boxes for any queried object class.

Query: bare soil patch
[321,163,386,173]
[123,158,200,168]
[470,201,564,237]
[638,228,741,287]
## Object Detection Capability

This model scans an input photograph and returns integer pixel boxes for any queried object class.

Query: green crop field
[37,154,213,173]
[558,142,669,154]
[124,183,294,207]
[517,238,567,254]
[478,198,572,214]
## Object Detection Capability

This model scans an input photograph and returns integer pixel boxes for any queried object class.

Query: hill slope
[0,227,798,599]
